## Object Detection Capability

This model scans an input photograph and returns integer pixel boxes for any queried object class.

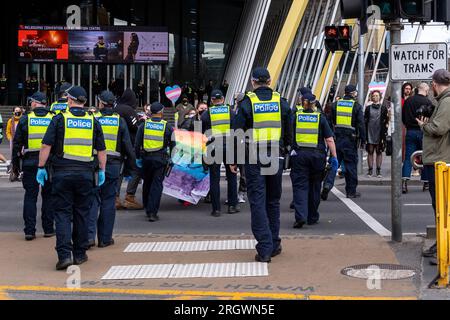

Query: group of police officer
[12,66,365,269]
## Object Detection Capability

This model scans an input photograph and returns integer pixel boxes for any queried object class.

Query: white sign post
[390,43,448,81]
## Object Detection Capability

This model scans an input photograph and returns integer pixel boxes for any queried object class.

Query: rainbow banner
[163,130,210,205]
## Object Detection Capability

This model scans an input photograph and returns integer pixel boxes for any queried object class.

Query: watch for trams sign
[390,43,448,81]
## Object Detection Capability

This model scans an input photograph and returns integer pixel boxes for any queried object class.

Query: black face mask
[14,112,22,117]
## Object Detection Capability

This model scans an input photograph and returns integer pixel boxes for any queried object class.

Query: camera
[415,104,435,118]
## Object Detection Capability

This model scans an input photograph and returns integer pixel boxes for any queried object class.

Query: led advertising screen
[18,26,169,64]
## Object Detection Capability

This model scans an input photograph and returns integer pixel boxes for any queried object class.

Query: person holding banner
[135,102,175,222]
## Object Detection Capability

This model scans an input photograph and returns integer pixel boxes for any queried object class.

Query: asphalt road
[0,176,435,237]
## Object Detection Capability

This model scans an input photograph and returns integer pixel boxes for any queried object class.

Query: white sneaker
[238,192,246,203]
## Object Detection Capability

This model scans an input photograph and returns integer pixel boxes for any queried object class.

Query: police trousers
[142,156,166,216]
[336,134,358,195]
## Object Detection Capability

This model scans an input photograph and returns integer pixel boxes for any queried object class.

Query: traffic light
[324,26,352,53]
[435,0,450,25]
[371,0,398,21]
[340,0,368,19]
[399,0,425,21]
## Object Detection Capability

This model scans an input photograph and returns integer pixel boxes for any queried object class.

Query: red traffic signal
[338,26,351,39]
[325,26,339,39]
[325,25,352,52]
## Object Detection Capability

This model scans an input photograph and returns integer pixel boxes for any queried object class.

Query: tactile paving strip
[102,262,268,280]
[124,240,256,253]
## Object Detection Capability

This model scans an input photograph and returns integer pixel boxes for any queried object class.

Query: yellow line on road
[0,285,417,300]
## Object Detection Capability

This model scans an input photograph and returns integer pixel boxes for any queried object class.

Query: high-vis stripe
[26,112,53,152]
[249,92,282,142]
[144,119,167,152]
[63,112,94,162]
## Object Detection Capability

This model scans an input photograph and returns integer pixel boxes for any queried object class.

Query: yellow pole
[267,0,309,88]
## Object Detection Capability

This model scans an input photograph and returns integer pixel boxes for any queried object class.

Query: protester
[7,107,23,154]
[365,90,389,178]
[175,95,195,128]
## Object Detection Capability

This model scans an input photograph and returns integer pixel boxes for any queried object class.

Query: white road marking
[404,204,432,206]
[124,240,257,253]
[331,188,391,237]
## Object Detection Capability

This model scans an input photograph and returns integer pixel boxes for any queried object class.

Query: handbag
[385,136,393,156]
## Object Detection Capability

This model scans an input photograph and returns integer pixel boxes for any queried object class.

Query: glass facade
[0,0,244,105]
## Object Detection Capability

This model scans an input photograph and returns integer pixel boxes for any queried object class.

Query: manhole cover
[341,264,417,280]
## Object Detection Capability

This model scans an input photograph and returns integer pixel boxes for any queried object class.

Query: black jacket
[364,103,389,144]
[402,93,433,130]
[114,89,140,144]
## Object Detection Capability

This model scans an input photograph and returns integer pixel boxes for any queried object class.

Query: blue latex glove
[36,168,48,187]
[136,159,143,169]
[98,170,106,187]
[329,157,339,171]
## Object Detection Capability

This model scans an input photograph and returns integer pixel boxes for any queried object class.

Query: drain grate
[341,264,417,280]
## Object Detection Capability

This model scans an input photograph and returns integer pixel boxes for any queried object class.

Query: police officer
[328,84,366,198]
[231,67,292,263]
[12,92,54,241]
[201,89,239,217]
[290,93,338,228]
[88,91,135,248]
[38,86,107,270]
[135,102,175,222]
[50,83,72,114]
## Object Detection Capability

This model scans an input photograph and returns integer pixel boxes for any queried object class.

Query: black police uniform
[233,86,292,260]
[290,109,334,226]
[330,95,366,196]
[12,107,55,237]
[201,104,238,214]
[42,107,106,262]
[135,118,175,220]
[88,108,135,246]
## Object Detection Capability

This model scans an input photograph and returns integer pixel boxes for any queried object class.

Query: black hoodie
[115,88,139,144]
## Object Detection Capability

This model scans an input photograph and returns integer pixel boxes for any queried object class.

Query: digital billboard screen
[18,26,169,64]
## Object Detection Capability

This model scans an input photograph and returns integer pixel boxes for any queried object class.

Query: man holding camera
[417,70,450,262]
[401,83,432,194]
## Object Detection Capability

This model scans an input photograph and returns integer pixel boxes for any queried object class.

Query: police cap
[302,93,315,102]
[66,86,88,104]
[345,84,357,94]
[59,83,72,94]
[29,92,47,105]
[98,90,115,105]
[150,102,165,114]
[298,87,312,96]
[251,67,271,83]
[211,89,224,100]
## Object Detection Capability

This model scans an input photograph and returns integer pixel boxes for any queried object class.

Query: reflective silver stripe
[103,134,118,141]
[23,148,40,153]
[337,112,352,117]
[63,154,92,162]
[28,134,45,140]
[253,121,281,129]
[64,138,92,146]
[296,129,318,134]
[107,151,121,157]
[211,120,230,126]
[145,147,163,152]
[298,143,318,148]
[144,135,164,142]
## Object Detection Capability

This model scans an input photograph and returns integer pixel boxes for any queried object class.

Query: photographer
[417,70,450,262]
[401,83,432,193]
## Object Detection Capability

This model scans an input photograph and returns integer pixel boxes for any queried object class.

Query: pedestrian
[231,67,292,263]
[114,88,144,210]
[220,80,229,97]
[135,102,175,222]
[175,95,195,129]
[290,92,338,228]
[0,73,8,105]
[202,89,239,217]
[401,83,432,193]
[206,80,214,106]
[37,86,107,270]
[88,91,135,248]
[329,84,366,198]
[7,107,23,154]
[136,80,146,108]
[12,92,54,241]
[365,90,389,178]
[50,82,72,114]
[416,69,450,265]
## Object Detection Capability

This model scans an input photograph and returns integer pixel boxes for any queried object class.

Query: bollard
[429,162,450,288]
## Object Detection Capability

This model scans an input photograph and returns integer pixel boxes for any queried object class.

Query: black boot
[402,180,408,194]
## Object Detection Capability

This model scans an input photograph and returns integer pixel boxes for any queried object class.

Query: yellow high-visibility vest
[26,111,53,153]
[50,102,68,114]
[174,112,179,129]
[209,104,231,136]
[296,105,304,112]
[62,111,94,162]
[96,113,120,157]
[336,100,355,130]
[296,111,321,148]
[144,119,167,152]
[248,92,282,142]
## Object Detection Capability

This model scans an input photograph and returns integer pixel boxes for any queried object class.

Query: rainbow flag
[163,130,210,204]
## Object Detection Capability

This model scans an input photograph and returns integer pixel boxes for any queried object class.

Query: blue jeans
[22,166,54,236]
[209,163,238,211]
[336,134,358,195]
[88,164,121,244]
[291,150,326,223]
[52,170,94,261]
[245,160,283,258]
[402,129,428,181]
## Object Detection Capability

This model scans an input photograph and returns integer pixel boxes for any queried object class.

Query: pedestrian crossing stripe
[124,240,257,253]
[102,262,269,280]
